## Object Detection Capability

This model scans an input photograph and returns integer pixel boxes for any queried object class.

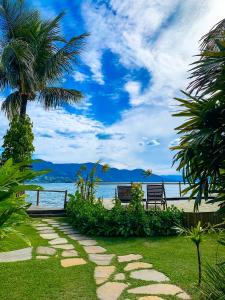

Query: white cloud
[73,71,88,82]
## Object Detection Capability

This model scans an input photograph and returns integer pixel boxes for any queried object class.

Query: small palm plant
[174,221,206,286]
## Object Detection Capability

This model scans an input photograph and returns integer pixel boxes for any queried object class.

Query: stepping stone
[130,269,169,282]
[78,240,97,246]
[35,226,51,230]
[52,244,75,250]
[61,250,78,257]
[61,229,77,234]
[36,256,50,260]
[68,234,88,241]
[124,262,153,271]
[94,266,116,285]
[37,229,56,234]
[97,282,128,300]
[36,246,56,256]
[114,273,125,281]
[177,292,191,300]
[35,224,48,227]
[0,247,32,262]
[128,284,184,296]
[89,254,115,266]
[49,238,68,245]
[118,254,143,263]
[84,246,106,254]
[138,297,164,300]
[61,258,87,267]
[40,233,59,240]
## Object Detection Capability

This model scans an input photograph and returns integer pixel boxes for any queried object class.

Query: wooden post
[179,181,182,197]
[64,190,68,209]
[36,190,40,206]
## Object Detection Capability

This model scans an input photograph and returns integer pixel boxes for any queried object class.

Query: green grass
[0,217,224,300]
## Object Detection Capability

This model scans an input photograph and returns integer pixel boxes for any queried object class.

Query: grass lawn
[0,218,224,300]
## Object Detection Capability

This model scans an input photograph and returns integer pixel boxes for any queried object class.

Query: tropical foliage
[0,159,45,239]
[0,0,88,119]
[174,221,206,286]
[75,161,109,202]
[172,18,225,212]
[67,181,183,237]
[1,115,34,163]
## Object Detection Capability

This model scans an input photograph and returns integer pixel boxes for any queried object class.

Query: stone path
[0,219,191,299]
[36,219,191,300]
[33,218,192,300]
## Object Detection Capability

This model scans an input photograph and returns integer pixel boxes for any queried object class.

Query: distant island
[32,160,183,183]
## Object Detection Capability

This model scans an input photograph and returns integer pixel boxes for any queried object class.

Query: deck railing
[29,189,68,208]
[26,181,214,208]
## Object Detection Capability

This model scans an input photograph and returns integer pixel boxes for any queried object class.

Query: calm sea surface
[26,182,189,208]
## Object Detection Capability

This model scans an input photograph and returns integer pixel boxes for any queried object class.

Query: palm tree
[0,0,88,119]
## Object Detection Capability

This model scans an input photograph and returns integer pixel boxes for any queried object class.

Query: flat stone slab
[36,226,52,231]
[49,238,68,245]
[52,244,74,250]
[62,250,78,257]
[177,292,191,300]
[61,258,87,267]
[118,254,143,263]
[124,262,153,271]
[138,297,164,300]
[78,240,97,246]
[35,224,48,227]
[97,282,128,300]
[84,246,106,254]
[61,229,78,234]
[40,233,59,240]
[128,284,184,295]
[95,266,116,285]
[68,234,89,241]
[130,269,169,282]
[0,247,32,262]
[114,273,125,281]
[89,254,115,266]
[37,229,56,234]
[36,246,56,256]
[36,255,50,260]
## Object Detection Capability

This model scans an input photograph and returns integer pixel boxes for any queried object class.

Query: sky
[0,0,225,174]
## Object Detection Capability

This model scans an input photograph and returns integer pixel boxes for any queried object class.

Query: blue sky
[0,0,225,174]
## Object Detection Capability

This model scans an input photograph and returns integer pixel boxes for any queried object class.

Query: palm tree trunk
[20,95,28,118]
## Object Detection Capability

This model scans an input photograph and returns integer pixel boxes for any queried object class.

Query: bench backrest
[147,184,165,202]
[117,186,131,202]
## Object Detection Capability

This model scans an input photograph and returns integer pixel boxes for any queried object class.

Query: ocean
[26,182,189,208]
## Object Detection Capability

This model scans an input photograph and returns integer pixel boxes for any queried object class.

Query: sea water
[26,182,189,208]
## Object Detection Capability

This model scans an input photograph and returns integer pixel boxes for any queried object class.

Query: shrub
[0,159,45,239]
[1,116,34,163]
[66,193,184,237]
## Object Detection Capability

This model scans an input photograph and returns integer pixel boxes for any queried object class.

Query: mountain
[32,160,182,183]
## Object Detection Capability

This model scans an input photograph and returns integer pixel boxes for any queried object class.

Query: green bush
[66,190,184,237]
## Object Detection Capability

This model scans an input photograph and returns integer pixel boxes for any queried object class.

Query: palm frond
[1,91,21,119]
[38,33,89,83]
[39,87,83,109]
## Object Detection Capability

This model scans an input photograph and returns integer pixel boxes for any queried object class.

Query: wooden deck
[27,206,66,217]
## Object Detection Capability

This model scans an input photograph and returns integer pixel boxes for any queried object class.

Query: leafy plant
[201,263,225,300]
[75,161,109,202]
[1,115,34,163]
[174,221,207,286]
[0,159,45,239]
[67,194,184,237]
[0,0,88,120]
